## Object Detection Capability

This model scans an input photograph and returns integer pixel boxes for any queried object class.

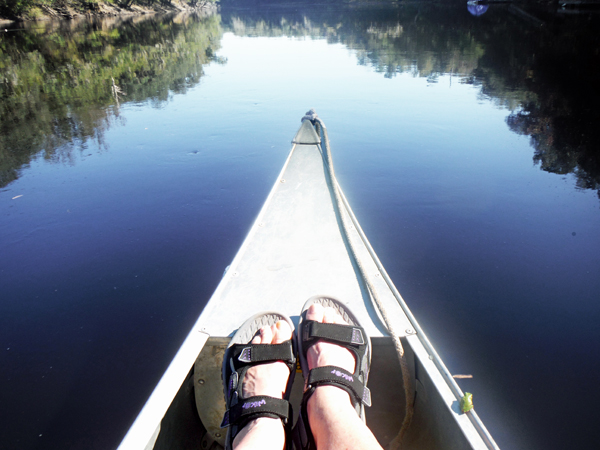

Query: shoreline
[0,0,216,25]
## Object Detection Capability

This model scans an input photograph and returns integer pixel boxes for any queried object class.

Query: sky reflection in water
[1,4,600,450]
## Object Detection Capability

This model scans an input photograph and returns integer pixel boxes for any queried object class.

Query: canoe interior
[151,336,473,450]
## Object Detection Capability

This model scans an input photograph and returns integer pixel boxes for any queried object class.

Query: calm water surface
[1,2,599,449]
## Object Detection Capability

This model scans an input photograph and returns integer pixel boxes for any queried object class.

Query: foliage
[0,0,216,18]
[0,13,223,186]
[0,0,30,15]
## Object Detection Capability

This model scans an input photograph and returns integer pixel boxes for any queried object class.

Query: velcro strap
[303,321,365,346]
[220,396,291,428]
[306,366,371,407]
[231,341,295,365]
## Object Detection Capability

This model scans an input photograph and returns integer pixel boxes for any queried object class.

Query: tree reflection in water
[1,2,598,196]
[220,1,600,199]
[0,11,223,187]
[1,3,599,450]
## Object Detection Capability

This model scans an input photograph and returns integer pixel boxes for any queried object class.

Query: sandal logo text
[242,399,266,409]
[331,369,353,382]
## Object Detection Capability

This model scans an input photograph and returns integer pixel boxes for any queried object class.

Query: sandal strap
[229,341,295,371]
[306,365,372,407]
[302,321,366,347]
[294,365,372,450]
[220,395,292,428]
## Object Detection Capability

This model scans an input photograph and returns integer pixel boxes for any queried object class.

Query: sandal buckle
[362,386,372,407]
[351,328,365,345]
[220,410,230,428]
[229,372,239,395]
[238,347,252,363]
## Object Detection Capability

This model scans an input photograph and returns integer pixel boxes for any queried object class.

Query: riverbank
[0,0,215,24]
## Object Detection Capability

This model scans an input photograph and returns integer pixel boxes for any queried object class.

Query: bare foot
[242,321,292,399]
[232,320,292,450]
[305,304,357,409]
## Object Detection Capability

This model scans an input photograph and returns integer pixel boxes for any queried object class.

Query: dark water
[1,2,599,449]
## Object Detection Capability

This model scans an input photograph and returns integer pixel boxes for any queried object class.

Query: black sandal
[220,312,297,450]
[293,295,372,450]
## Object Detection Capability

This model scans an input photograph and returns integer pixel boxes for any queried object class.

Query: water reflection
[219,2,600,198]
[2,4,599,450]
[0,12,223,187]
[2,3,599,198]
[223,5,484,80]
[222,4,600,196]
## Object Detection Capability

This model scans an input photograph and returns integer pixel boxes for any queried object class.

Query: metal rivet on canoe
[258,222,264,227]
[280,179,286,183]
[375,273,380,277]
[198,379,205,385]
[232,272,238,277]
[405,328,414,335]
[215,433,221,438]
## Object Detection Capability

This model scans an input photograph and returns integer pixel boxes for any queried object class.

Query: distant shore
[0,0,216,24]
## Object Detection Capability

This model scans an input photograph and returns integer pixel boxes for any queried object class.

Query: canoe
[118,113,500,450]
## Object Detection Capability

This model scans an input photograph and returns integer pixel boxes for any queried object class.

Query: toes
[322,307,337,324]
[308,304,348,326]
[323,306,347,325]
[259,325,273,344]
[306,303,324,322]
[252,321,291,345]
[251,331,263,345]
[273,320,292,344]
